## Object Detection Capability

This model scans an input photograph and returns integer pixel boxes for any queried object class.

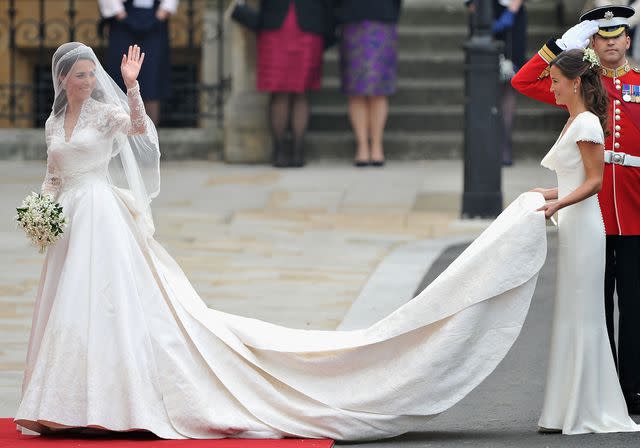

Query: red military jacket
[512,39,640,235]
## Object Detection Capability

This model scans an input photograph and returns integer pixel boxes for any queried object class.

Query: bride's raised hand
[121,44,145,90]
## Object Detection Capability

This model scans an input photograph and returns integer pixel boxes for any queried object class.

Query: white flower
[583,48,601,69]
[16,192,67,253]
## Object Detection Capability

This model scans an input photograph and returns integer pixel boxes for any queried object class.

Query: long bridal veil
[50,42,160,235]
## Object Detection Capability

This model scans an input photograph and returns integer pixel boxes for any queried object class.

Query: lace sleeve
[574,113,605,146]
[41,120,62,198]
[105,82,148,137]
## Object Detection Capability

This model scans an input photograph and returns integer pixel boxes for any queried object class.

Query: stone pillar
[201,0,220,130]
[224,0,270,163]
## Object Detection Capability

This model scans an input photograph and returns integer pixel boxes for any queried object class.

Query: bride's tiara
[57,44,94,66]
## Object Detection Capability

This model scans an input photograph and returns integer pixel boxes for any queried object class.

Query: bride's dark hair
[550,49,609,136]
[52,45,105,115]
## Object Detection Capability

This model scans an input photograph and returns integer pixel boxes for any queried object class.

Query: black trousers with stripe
[605,235,640,403]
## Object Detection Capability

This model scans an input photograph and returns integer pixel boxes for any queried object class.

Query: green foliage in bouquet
[16,193,67,253]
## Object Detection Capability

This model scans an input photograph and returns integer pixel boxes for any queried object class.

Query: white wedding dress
[538,111,638,434]
[15,84,551,439]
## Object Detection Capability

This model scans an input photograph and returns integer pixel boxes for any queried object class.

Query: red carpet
[0,419,334,448]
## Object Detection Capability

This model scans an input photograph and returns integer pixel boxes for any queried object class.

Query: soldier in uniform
[512,5,640,413]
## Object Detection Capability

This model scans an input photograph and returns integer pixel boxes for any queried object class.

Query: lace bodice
[41,83,147,197]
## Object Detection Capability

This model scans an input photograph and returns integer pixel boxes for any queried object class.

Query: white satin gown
[15,88,550,440]
[538,110,639,434]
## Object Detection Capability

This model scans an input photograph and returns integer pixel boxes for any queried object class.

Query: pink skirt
[257,3,324,92]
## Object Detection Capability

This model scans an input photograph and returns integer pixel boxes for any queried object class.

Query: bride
[10,42,631,440]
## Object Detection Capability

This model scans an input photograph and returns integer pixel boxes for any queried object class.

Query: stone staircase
[307,0,566,161]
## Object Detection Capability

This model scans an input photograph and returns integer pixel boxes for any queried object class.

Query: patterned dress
[339,20,398,96]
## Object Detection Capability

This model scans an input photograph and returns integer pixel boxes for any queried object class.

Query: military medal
[623,84,632,102]
[634,85,640,103]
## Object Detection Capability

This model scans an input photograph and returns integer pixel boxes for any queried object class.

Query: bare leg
[348,96,370,164]
[269,92,292,167]
[369,95,389,164]
[144,100,161,126]
[290,92,309,167]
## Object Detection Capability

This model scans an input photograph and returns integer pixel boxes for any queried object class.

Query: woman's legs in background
[267,92,309,168]
[269,92,292,167]
[348,96,370,165]
[369,95,389,165]
[290,93,309,167]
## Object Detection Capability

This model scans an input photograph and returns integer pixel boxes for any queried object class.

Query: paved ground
[343,235,640,448]
[5,159,635,446]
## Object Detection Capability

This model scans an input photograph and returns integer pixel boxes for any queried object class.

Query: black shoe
[537,426,561,434]
[353,159,369,167]
[371,159,385,167]
[272,138,289,168]
[290,139,305,167]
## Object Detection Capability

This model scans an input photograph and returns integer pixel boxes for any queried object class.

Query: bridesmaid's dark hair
[550,49,609,136]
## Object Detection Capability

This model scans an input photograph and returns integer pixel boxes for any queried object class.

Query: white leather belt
[604,150,640,167]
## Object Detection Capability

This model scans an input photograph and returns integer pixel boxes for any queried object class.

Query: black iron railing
[0,0,230,128]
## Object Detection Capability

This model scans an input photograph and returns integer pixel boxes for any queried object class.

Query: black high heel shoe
[272,138,289,168]
[290,138,305,168]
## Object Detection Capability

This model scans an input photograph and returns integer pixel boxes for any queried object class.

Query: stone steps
[393,25,555,53]
[311,78,557,108]
[397,1,560,27]
[307,0,563,161]
[309,105,565,133]
[305,130,558,160]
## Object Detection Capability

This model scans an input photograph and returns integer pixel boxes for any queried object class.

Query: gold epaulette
[538,44,557,64]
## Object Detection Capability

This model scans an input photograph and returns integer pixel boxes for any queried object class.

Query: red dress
[512,42,640,236]
[257,2,324,92]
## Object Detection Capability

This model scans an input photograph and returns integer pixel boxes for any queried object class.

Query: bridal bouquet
[15,192,67,253]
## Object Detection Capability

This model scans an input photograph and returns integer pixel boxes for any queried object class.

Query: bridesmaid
[336,0,402,166]
[256,0,335,168]
[532,49,638,434]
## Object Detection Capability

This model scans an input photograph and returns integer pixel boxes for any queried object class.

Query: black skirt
[106,2,171,100]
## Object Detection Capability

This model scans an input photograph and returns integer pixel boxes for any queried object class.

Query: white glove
[556,20,600,51]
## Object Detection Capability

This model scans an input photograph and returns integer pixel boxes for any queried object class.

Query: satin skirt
[15,181,549,440]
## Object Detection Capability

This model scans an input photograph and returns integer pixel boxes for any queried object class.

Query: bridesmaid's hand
[537,201,561,219]
[121,45,145,90]
[530,187,547,196]
[530,187,556,201]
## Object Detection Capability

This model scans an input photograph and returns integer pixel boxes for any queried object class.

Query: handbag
[227,0,260,32]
